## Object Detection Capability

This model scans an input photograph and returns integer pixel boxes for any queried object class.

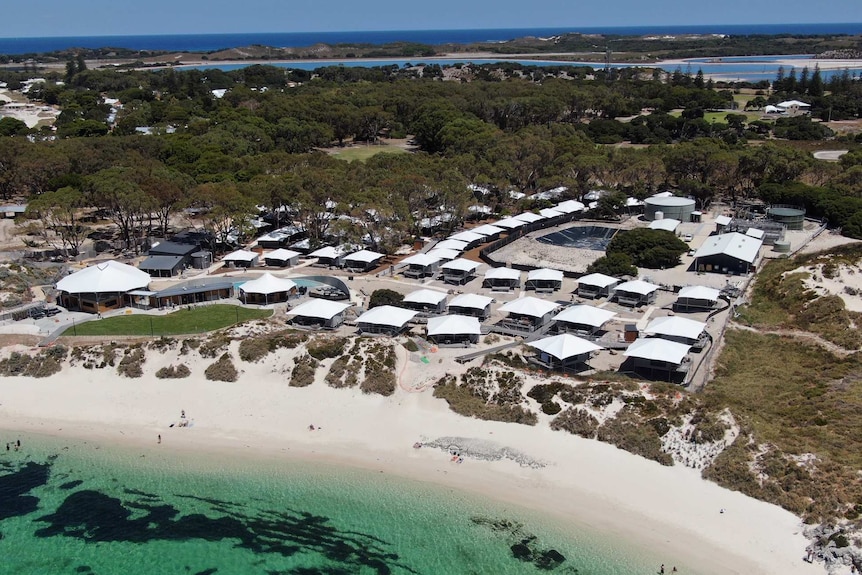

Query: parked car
[683,234,694,242]
[44,307,62,317]
[29,309,46,319]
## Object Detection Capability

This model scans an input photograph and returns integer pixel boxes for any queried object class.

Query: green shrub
[368,288,404,308]
[238,337,271,362]
[596,408,673,466]
[307,337,347,360]
[155,364,191,379]
[541,401,562,415]
[200,333,232,358]
[551,408,600,438]
[180,338,201,355]
[324,356,357,388]
[205,353,238,382]
[290,354,318,387]
[402,339,419,352]
[117,348,145,378]
[433,376,537,425]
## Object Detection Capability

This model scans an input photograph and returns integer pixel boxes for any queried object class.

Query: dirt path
[728,322,856,357]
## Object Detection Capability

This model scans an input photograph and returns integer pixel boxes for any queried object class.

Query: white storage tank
[644,196,696,221]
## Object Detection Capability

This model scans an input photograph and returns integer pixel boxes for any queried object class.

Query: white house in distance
[402,288,448,314]
[223,249,259,268]
[433,239,469,253]
[427,314,482,345]
[286,299,352,329]
[343,249,385,272]
[498,296,559,332]
[309,246,345,268]
[264,248,301,268]
[400,253,441,278]
[426,248,460,262]
[613,279,660,307]
[441,258,481,285]
[471,224,505,241]
[447,230,485,249]
[693,232,762,275]
[528,333,603,372]
[448,293,493,320]
[674,285,721,312]
[576,273,620,299]
[525,268,564,293]
[645,315,709,350]
[483,267,521,291]
[776,99,811,116]
[553,305,617,337]
[356,305,417,335]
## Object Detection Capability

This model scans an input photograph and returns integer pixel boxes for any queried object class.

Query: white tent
[356,305,417,332]
[471,224,505,237]
[648,218,681,232]
[677,285,720,302]
[426,248,460,261]
[528,333,603,360]
[554,200,586,213]
[401,253,442,267]
[286,299,352,320]
[645,316,706,342]
[553,305,617,328]
[494,217,526,230]
[539,208,564,219]
[513,212,545,223]
[240,273,297,295]
[499,296,558,318]
[403,289,448,306]
[448,230,485,244]
[527,268,564,282]
[484,267,521,281]
[577,273,619,289]
[615,279,659,295]
[448,293,493,317]
[223,249,258,263]
[266,248,301,261]
[309,246,344,259]
[441,258,481,273]
[57,260,150,294]
[344,249,385,264]
[433,239,469,252]
[764,105,782,113]
[624,338,691,365]
[427,314,482,336]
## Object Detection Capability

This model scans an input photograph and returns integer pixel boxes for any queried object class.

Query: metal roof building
[694,232,763,274]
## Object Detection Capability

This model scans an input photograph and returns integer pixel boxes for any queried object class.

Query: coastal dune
[0,338,820,575]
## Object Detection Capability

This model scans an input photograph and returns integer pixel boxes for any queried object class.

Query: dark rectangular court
[537,225,617,251]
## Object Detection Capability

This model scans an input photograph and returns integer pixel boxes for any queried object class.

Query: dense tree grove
[1,60,862,253]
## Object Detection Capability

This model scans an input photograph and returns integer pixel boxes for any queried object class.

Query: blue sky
[6,0,862,37]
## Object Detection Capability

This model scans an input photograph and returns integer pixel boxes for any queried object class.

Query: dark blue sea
[1,24,862,55]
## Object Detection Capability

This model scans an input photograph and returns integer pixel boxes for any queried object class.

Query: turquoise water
[0,432,661,574]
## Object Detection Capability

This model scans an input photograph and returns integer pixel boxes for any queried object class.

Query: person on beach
[659,564,665,574]
[157,434,161,444]
[16,439,20,448]
[308,424,315,431]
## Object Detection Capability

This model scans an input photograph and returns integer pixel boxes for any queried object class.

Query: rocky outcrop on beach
[804,523,862,573]
[816,49,862,59]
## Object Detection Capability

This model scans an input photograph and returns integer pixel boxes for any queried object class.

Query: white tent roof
[714,215,732,226]
[239,273,297,295]
[577,273,619,289]
[678,285,721,302]
[471,224,505,237]
[528,333,603,360]
[645,316,706,341]
[356,305,417,327]
[344,249,385,264]
[404,288,448,305]
[553,305,617,328]
[777,99,810,108]
[624,338,691,364]
[527,268,564,282]
[224,249,258,262]
[513,212,545,223]
[427,314,482,336]
[555,200,586,214]
[57,260,150,294]
[426,248,460,261]
[746,228,765,239]
[539,207,565,219]
[286,299,352,320]
[499,296,559,318]
[265,248,301,261]
[309,246,343,259]
[448,230,485,243]
[441,258,481,272]
[615,279,659,295]
[433,239,469,252]
[648,218,681,232]
[694,232,762,264]
[449,293,493,310]
[494,217,526,229]
[764,105,783,113]
[401,253,441,267]
[484,267,521,281]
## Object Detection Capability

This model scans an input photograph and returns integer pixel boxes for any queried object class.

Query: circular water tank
[767,207,805,231]
[644,196,695,221]
[191,250,212,269]
[773,240,792,253]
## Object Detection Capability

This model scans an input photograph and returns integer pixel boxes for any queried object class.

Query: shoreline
[0,355,820,575]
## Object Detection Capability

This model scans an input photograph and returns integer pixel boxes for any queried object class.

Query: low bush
[541,401,562,415]
[199,333,232,358]
[307,337,347,360]
[0,350,63,378]
[433,376,537,425]
[596,407,673,466]
[117,348,145,378]
[551,408,600,438]
[205,353,238,382]
[290,354,318,387]
[155,364,191,379]
[402,339,419,352]
[238,337,271,363]
[361,343,397,396]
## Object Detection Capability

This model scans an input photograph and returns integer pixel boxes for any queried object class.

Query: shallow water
[0,432,661,574]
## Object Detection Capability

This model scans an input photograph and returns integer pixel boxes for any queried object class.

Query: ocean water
[1,23,862,54]
[0,432,658,575]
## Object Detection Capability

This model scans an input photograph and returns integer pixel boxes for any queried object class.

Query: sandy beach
[0,336,822,575]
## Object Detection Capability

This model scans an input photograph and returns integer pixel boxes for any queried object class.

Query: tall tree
[26,186,89,257]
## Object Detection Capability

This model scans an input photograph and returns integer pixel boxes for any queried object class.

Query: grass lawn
[65,305,272,336]
[330,144,408,162]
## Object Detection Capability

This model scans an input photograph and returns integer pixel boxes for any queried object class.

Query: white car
[683,234,694,242]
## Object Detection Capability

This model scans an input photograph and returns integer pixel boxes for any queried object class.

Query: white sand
[0,336,822,575]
